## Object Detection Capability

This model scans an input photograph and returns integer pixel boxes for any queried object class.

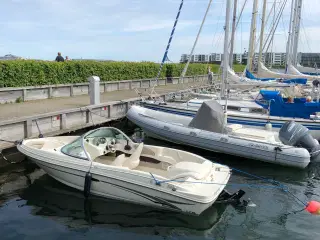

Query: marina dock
[0,75,210,150]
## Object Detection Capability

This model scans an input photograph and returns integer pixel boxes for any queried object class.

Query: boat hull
[142,102,320,140]
[17,145,224,215]
[127,106,310,169]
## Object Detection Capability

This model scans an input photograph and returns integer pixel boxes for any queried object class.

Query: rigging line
[261,0,286,53]
[262,0,285,52]
[301,20,312,52]
[280,11,288,44]
[264,0,288,54]
[205,2,225,71]
[269,0,277,68]
[34,119,44,138]
[234,0,248,31]
[150,0,185,97]
[263,0,277,51]
[228,0,248,67]
[180,0,214,93]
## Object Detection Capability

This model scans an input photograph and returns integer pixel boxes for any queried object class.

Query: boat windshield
[61,128,128,160]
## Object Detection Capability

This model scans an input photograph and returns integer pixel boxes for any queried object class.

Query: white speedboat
[17,127,234,215]
[127,101,320,169]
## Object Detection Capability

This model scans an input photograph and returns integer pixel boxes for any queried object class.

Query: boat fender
[265,122,272,131]
[84,172,92,198]
[312,79,320,87]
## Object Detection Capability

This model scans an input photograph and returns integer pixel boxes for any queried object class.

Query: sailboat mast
[285,0,296,69]
[258,0,267,66]
[221,0,232,99]
[270,0,276,68]
[229,0,238,67]
[292,0,302,66]
[290,0,299,65]
[247,0,259,72]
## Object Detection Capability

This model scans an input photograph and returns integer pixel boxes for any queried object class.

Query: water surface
[1,126,320,240]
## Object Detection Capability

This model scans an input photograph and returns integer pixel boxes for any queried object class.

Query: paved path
[0,82,205,121]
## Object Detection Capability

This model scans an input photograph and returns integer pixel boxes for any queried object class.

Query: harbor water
[1,122,320,240]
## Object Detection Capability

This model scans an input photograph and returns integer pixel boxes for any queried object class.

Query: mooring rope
[149,163,308,208]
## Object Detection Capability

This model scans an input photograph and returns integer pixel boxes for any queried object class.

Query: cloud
[123,19,200,32]
[0,0,319,62]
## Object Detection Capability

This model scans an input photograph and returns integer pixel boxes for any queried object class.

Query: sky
[0,0,319,62]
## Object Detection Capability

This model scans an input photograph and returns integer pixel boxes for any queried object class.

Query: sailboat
[296,63,320,75]
[228,0,307,86]
[128,0,320,168]
[190,0,307,107]
[256,0,320,82]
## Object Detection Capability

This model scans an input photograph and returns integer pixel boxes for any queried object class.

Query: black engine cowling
[279,121,320,161]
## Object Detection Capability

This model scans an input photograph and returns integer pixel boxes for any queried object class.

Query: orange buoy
[306,201,320,215]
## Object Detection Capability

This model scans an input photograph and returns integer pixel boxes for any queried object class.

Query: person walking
[208,66,213,84]
[55,52,64,62]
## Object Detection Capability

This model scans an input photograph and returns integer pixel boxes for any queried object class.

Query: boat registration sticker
[248,143,268,150]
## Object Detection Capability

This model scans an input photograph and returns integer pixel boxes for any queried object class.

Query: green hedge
[0,60,245,88]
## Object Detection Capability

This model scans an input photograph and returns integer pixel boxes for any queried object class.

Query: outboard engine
[312,79,320,87]
[279,121,320,162]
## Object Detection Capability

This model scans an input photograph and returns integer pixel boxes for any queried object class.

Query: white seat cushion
[167,161,212,180]
[111,154,127,167]
[111,143,144,169]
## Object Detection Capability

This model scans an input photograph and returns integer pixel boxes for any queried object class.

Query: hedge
[0,60,245,88]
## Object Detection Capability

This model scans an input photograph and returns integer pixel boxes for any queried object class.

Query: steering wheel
[107,138,116,153]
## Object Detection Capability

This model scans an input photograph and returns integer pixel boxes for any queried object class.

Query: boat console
[61,128,135,160]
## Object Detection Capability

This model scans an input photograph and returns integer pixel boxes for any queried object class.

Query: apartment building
[180,54,209,63]
[180,52,293,66]
[297,53,320,67]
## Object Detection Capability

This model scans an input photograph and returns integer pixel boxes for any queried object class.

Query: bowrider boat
[17,127,239,215]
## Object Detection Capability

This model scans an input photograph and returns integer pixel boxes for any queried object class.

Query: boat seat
[159,156,176,165]
[83,141,102,160]
[111,142,144,169]
[167,161,212,180]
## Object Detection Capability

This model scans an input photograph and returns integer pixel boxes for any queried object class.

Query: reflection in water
[19,175,227,237]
